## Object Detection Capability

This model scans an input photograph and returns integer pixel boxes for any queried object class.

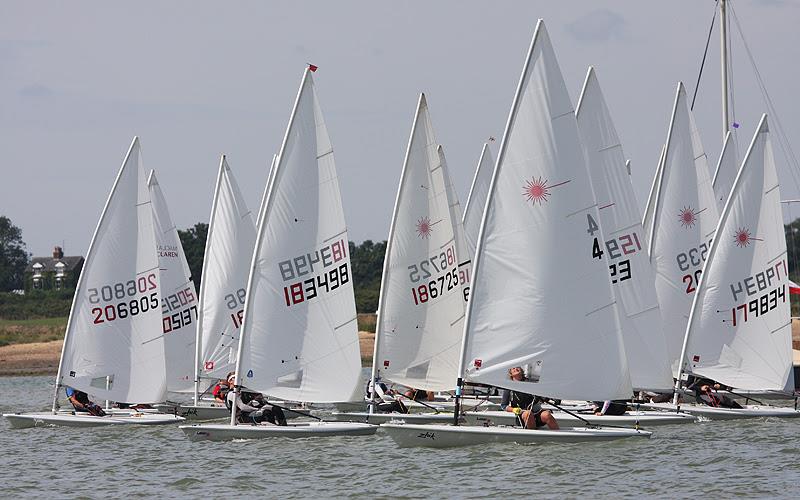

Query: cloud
[18,84,53,98]
[565,9,628,43]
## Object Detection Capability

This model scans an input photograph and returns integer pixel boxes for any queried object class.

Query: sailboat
[382,20,651,447]
[647,82,721,377]
[180,67,376,440]
[158,156,258,420]
[331,95,470,425]
[649,116,800,419]
[147,170,198,394]
[4,138,184,428]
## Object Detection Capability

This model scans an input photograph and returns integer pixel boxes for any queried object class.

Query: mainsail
[148,170,198,393]
[438,145,472,303]
[371,95,466,391]
[462,144,495,256]
[648,82,720,376]
[56,137,166,405]
[195,156,256,390]
[236,68,361,403]
[575,66,672,391]
[460,20,631,401]
[681,115,792,390]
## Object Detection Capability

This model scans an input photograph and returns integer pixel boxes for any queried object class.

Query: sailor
[592,400,628,416]
[365,378,408,413]
[686,376,742,409]
[65,387,106,416]
[225,377,287,425]
[212,372,235,403]
[500,366,559,430]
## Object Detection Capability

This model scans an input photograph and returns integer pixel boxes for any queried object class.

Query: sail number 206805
[87,272,158,324]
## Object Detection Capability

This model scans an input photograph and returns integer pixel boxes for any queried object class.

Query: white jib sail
[648,82,720,377]
[56,137,166,404]
[148,170,198,393]
[462,143,495,257]
[681,115,792,391]
[195,156,256,385]
[372,95,466,391]
[236,69,361,403]
[712,131,739,211]
[461,20,631,401]
[576,66,672,391]
[438,145,472,303]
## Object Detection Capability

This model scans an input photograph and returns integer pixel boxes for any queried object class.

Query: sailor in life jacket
[365,379,408,414]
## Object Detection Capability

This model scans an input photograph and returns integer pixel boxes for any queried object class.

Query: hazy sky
[2,0,799,257]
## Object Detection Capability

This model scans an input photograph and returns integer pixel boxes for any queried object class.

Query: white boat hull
[179,421,378,441]
[3,411,185,429]
[463,410,697,427]
[155,403,231,420]
[329,411,457,424]
[380,423,652,448]
[641,403,800,420]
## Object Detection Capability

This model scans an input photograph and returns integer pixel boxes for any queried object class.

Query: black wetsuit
[501,389,545,427]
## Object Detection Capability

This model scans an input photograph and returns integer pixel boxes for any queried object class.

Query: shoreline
[0,333,378,377]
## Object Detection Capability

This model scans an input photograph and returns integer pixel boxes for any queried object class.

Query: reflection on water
[1,375,798,499]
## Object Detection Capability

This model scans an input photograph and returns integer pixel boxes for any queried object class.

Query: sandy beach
[0,333,378,377]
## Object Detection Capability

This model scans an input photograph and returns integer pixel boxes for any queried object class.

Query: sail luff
[193,155,227,405]
[231,68,312,425]
[51,136,143,412]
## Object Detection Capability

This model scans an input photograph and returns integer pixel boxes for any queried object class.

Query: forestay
[462,144,495,256]
[56,137,166,405]
[196,157,256,384]
[236,69,361,403]
[648,83,719,376]
[148,171,198,393]
[575,67,672,391]
[461,20,631,401]
[372,95,466,391]
[681,115,792,390]
[711,131,739,211]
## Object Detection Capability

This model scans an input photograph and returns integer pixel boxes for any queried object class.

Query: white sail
[372,95,466,391]
[462,144,495,256]
[57,137,166,404]
[148,170,198,393]
[681,115,791,390]
[642,145,665,238]
[236,69,361,403]
[575,66,672,391]
[461,20,631,401]
[439,145,472,303]
[648,82,719,376]
[712,131,739,211]
[195,156,256,383]
[257,154,277,228]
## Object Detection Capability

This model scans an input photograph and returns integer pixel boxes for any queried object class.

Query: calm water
[2,374,799,499]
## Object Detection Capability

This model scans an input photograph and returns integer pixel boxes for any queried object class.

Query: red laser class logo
[522,177,570,205]
[416,216,433,239]
[733,227,761,248]
[678,206,699,228]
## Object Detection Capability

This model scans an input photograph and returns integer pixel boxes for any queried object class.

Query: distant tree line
[7,212,800,320]
[177,222,386,313]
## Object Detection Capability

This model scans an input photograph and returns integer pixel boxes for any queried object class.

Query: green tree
[349,239,386,313]
[0,216,29,291]
[178,223,208,293]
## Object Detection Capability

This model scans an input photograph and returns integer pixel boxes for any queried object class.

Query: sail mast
[720,0,730,140]
[51,137,141,413]
[462,143,489,225]
[230,69,310,426]
[369,93,426,411]
[193,156,226,406]
[453,20,545,424]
